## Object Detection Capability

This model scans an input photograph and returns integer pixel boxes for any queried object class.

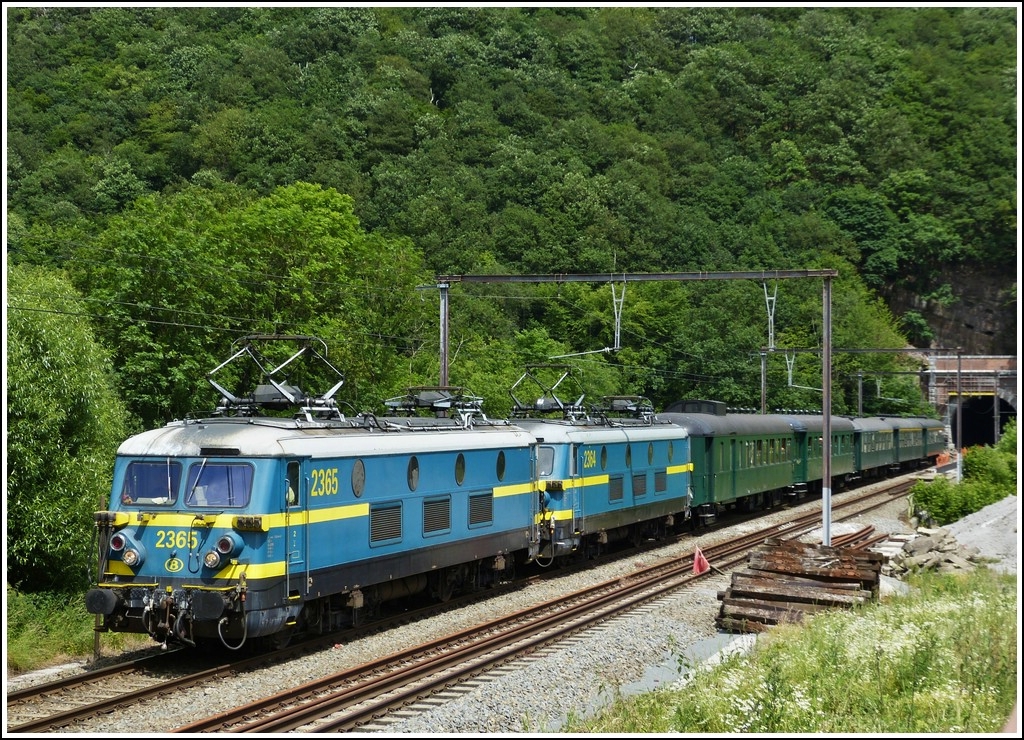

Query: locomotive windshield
[121,459,182,506]
[184,462,254,508]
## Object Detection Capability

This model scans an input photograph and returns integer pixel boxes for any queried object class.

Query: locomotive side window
[455,453,466,486]
[537,446,555,477]
[352,459,365,498]
[186,463,253,507]
[407,456,420,491]
[600,446,608,471]
[668,441,673,462]
[625,444,632,468]
[648,442,654,465]
[496,450,506,481]
[287,461,300,506]
[121,460,182,506]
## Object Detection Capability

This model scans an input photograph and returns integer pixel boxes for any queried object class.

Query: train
[85,337,948,651]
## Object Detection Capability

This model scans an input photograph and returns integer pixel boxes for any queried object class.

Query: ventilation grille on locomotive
[609,476,624,502]
[423,497,451,534]
[370,504,402,542]
[468,492,493,526]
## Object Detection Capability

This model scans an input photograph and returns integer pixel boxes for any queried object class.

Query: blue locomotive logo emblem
[164,557,184,573]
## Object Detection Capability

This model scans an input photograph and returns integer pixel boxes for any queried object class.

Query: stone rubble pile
[873,526,987,577]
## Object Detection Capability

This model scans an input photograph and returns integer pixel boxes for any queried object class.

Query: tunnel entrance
[950,394,1017,449]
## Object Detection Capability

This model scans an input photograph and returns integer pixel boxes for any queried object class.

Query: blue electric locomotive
[86,339,544,650]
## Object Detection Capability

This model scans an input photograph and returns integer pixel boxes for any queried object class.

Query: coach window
[455,453,466,486]
[351,459,365,498]
[496,450,506,481]
[407,456,420,491]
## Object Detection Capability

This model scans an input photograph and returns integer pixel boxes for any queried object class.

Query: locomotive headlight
[122,548,143,567]
[110,532,144,567]
[205,533,242,569]
[215,532,243,558]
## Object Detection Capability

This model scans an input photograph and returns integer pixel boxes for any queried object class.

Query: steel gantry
[430,269,842,544]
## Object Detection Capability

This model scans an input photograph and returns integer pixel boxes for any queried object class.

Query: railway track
[5,473,920,734]
[171,479,915,733]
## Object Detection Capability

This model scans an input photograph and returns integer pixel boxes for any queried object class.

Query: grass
[562,566,1018,734]
[5,585,152,674]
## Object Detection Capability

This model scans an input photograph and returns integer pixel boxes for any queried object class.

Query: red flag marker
[693,546,710,575]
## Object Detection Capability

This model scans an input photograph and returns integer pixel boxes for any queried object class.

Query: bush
[910,430,1017,526]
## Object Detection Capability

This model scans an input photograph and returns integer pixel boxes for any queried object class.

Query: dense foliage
[6,260,130,592]
[909,417,1018,526]
[4,7,1016,593]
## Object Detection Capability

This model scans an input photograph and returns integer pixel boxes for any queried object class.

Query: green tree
[6,260,130,593]
[70,179,432,426]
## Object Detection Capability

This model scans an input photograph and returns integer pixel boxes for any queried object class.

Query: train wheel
[259,626,294,651]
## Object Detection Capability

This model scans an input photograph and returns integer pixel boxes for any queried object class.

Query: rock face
[882,265,1017,355]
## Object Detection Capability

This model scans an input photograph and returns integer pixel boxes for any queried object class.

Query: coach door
[285,460,307,596]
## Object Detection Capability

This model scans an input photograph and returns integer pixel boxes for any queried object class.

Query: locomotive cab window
[121,460,182,506]
[185,462,253,508]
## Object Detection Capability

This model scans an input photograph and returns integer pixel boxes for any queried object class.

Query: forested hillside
[6,5,1018,423]
[3,4,1017,595]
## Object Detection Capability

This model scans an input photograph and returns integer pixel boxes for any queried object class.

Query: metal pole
[956,349,962,484]
[822,277,832,547]
[439,282,449,387]
[993,371,1000,445]
[857,372,863,416]
[760,350,767,415]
